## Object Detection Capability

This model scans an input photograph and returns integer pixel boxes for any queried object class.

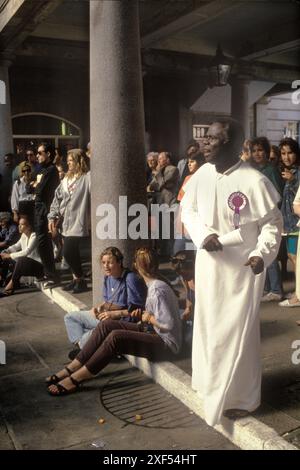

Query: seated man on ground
[46,247,182,396]
[0,212,19,251]
[64,246,147,359]
[0,215,43,297]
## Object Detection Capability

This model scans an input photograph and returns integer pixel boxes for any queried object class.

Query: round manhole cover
[100,367,199,429]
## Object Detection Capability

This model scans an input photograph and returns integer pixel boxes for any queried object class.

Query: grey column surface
[231,77,250,139]
[90,0,147,304]
[255,96,270,138]
[0,62,13,211]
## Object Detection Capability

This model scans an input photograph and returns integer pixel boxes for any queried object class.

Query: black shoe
[62,280,76,291]
[72,279,88,294]
[68,348,81,361]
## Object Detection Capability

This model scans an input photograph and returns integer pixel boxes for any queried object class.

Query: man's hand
[98,311,121,321]
[0,252,10,260]
[244,256,264,275]
[202,234,223,252]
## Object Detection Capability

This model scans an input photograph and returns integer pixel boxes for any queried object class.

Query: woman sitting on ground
[0,215,43,297]
[64,246,147,359]
[46,247,182,395]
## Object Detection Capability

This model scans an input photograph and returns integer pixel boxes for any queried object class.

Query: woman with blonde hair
[46,247,182,395]
[48,149,90,293]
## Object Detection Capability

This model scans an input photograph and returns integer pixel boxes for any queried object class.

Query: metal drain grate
[100,367,199,429]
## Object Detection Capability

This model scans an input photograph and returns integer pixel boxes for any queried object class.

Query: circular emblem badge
[228,192,248,228]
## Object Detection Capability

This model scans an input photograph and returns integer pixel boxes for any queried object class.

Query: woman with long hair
[48,148,90,293]
[278,138,300,307]
[46,247,182,395]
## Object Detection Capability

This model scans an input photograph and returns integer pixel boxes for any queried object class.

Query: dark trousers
[11,256,44,286]
[77,319,171,375]
[34,203,57,279]
[63,236,83,278]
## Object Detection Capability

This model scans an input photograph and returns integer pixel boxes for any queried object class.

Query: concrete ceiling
[1,0,299,79]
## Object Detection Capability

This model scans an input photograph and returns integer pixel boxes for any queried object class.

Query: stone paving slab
[0,292,236,451]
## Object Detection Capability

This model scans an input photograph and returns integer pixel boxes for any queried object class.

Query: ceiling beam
[240,24,300,60]
[0,0,63,57]
[141,0,241,48]
[0,0,26,33]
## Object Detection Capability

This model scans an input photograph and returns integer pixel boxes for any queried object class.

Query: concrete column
[0,61,13,211]
[255,96,270,137]
[90,0,147,303]
[231,77,250,138]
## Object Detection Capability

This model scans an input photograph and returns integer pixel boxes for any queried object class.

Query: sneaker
[62,280,76,291]
[68,347,81,361]
[279,298,300,308]
[42,278,60,289]
[72,279,88,294]
[261,292,282,302]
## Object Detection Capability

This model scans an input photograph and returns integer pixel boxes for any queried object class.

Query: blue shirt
[103,270,146,315]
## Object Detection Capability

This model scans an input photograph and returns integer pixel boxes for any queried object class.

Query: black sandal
[0,289,14,298]
[47,376,82,396]
[45,366,72,386]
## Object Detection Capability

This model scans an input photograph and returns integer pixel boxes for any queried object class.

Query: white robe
[181,160,283,426]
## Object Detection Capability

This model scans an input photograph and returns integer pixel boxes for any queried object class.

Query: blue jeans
[64,310,99,349]
[265,259,283,295]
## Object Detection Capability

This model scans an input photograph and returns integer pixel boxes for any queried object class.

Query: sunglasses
[22,169,31,173]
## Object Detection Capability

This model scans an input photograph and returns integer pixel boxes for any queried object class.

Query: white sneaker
[278,299,300,308]
[261,292,282,302]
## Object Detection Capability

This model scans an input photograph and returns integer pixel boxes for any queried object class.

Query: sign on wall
[193,124,209,141]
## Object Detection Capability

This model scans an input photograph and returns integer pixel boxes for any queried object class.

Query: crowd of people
[0,143,91,295]
[1,123,300,427]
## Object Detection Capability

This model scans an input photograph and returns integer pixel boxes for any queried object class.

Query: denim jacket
[281,167,300,233]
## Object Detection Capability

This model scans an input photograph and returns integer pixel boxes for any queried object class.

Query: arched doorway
[12,112,82,156]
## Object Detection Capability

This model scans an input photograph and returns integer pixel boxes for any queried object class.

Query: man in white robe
[181,121,283,426]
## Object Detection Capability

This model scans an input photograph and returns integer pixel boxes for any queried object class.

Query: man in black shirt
[33,143,60,287]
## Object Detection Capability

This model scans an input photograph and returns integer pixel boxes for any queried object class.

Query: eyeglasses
[37,150,45,155]
[22,169,31,173]
[26,152,34,157]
